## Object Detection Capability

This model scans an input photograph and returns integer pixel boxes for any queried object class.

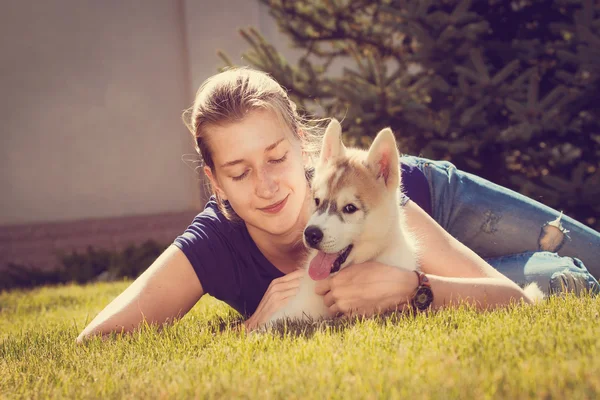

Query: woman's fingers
[258,276,302,312]
[253,271,303,316]
[262,286,300,317]
[245,273,304,330]
[323,291,335,307]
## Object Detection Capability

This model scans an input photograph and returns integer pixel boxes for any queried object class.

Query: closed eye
[232,170,249,181]
[231,152,288,181]
[270,153,288,164]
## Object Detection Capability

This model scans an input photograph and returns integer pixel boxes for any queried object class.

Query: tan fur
[324,155,385,208]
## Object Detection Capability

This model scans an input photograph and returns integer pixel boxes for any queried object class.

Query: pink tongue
[308,251,338,280]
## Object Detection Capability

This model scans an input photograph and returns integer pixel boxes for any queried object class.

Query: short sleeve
[399,193,410,207]
[172,208,242,303]
[399,157,432,216]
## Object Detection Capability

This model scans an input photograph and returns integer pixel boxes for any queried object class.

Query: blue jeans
[405,156,600,296]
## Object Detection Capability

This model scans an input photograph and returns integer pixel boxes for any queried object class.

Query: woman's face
[204,108,309,237]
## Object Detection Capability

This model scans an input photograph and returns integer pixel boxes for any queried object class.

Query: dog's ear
[320,119,346,164]
[366,127,400,188]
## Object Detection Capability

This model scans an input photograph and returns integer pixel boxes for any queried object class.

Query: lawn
[1,280,599,399]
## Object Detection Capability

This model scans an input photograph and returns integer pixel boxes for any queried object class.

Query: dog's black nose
[304,225,323,247]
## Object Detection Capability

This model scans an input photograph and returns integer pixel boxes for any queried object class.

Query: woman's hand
[244,268,304,331]
[314,262,419,317]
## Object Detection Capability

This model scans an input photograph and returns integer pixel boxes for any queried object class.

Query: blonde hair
[182,67,325,221]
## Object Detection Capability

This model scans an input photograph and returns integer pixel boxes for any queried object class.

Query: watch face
[413,286,433,311]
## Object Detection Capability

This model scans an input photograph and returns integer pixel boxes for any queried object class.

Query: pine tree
[219,0,600,230]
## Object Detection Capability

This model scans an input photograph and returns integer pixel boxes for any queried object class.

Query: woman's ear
[204,166,227,201]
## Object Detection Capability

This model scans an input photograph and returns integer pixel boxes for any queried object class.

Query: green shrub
[0,240,168,292]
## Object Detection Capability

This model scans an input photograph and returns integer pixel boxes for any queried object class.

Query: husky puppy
[268,119,419,325]
[267,119,544,327]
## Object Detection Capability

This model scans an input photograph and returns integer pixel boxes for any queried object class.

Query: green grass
[1,281,599,399]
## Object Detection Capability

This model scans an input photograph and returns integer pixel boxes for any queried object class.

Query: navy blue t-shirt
[172,160,432,317]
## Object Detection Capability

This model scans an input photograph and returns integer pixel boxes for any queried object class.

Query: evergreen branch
[451,0,473,19]
[541,174,576,192]
[555,70,578,85]
[429,75,451,92]
[574,0,595,28]
[239,28,259,49]
[578,25,600,47]
[469,48,490,82]
[346,43,375,82]
[460,98,489,127]
[555,49,579,64]
[217,51,234,67]
[409,75,436,93]
[385,65,413,86]
[509,67,538,91]
[527,72,540,109]
[458,73,470,93]
[542,91,578,122]
[539,86,570,110]
[343,66,373,86]
[454,66,483,84]
[321,49,341,71]
[571,161,587,186]
[415,0,435,18]
[490,60,521,86]
[505,99,527,116]
[365,51,379,85]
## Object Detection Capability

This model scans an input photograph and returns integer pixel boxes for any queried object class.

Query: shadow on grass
[217,309,426,339]
[214,289,598,339]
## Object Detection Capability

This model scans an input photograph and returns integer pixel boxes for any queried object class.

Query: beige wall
[1,0,303,226]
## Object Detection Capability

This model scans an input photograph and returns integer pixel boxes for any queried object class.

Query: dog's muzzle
[330,245,353,274]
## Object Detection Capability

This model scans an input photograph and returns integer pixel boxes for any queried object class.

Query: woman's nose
[255,168,278,198]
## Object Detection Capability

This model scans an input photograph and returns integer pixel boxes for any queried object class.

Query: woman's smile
[259,194,289,214]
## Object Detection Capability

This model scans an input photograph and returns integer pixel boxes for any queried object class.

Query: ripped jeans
[405,156,600,296]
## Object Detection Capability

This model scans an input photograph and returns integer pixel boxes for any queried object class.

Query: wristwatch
[410,270,434,311]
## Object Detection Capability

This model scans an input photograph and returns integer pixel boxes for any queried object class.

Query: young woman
[76,67,600,342]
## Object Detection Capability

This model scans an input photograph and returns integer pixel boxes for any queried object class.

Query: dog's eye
[314,198,320,207]
[343,204,358,214]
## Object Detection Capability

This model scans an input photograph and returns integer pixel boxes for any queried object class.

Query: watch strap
[414,270,430,288]
[410,270,433,312]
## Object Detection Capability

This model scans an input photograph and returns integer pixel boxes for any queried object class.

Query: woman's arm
[75,245,204,343]
[404,200,535,308]
[426,275,533,310]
